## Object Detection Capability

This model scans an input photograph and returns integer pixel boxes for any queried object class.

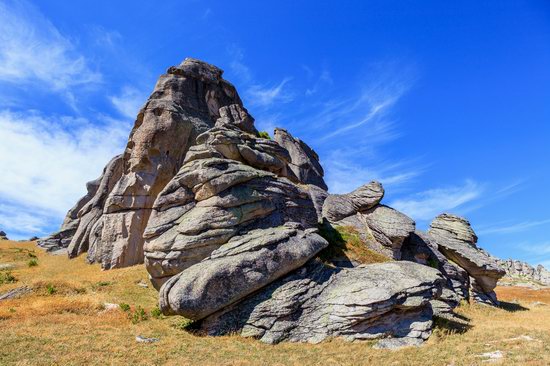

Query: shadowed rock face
[200,260,444,346]
[273,128,327,191]
[428,213,505,305]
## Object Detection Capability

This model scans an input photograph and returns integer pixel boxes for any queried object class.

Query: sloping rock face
[200,260,444,346]
[273,128,327,190]
[401,231,469,315]
[428,214,505,305]
[37,177,100,252]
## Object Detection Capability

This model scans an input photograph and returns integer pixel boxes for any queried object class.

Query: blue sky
[1,0,549,267]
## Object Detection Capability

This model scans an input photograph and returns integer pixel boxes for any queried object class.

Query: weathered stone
[159,227,327,319]
[428,213,505,305]
[37,175,100,251]
[322,181,384,222]
[200,260,444,345]
[494,258,550,286]
[273,128,327,190]
[0,286,32,300]
[401,231,469,315]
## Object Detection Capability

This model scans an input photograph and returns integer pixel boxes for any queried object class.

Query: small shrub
[172,317,195,331]
[130,306,148,323]
[0,271,17,284]
[119,303,131,312]
[46,284,57,295]
[257,131,271,139]
[27,258,38,267]
[28,252,37,259]
[151,306,162,319]
[8,308,16,313]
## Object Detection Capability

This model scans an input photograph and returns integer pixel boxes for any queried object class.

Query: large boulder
[401,231,469,316]
[273,128,327,190]
[200,260,444,347]
[428,213,505,305]
[322,181,384,222]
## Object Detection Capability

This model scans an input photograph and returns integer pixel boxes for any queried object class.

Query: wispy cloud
[0,0,101,92]
[324,146,424,194]
[0,110,130,237]
[247,78,294,107]
[305,68,333,96]
[477,219,550,235]
[110,86,146,119]
[227,45,253,84]
[390,180,484,221]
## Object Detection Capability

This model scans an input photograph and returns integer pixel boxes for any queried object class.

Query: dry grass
[318,225,391,265]
[1,240,550,365]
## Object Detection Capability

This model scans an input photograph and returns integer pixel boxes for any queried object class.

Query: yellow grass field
[1,240,550,366]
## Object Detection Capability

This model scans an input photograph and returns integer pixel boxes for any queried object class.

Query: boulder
[0,230,7,240]
[200,260,444,346]
[401,231,469,315]
[428,213,505,305]
[273,128,327,190]
[322,181,384,223]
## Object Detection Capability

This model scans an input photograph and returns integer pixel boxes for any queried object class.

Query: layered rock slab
[200,260,444,346]
[428,213,505,305]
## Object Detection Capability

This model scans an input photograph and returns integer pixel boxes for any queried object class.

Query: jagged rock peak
[168,58,225,83]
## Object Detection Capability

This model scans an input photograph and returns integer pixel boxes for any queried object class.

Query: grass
[318,224,391,265]
[257,131,271,139]
[1,240,550,365]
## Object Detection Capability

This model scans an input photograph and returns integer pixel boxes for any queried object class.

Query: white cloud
[324,147,423,194]
[390,180,484,221]
[477,218,550,235]
[315,73,410,142]
[110,86,146,119]
[247,78,293,107]
[0,110,130,237]
[0,0,101,91]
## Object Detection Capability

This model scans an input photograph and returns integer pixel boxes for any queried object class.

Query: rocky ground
[1,240,550,365]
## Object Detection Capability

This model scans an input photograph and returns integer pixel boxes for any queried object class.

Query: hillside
[1,240,550,365]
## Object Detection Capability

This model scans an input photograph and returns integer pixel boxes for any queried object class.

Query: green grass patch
[0,271,17,284]
[318,224,391,265]
[257,131,271,139]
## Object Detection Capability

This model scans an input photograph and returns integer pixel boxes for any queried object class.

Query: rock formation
[494,258,550,287]
[0,230,7,240]
[40,57,511,348]
[427,214,505,305]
